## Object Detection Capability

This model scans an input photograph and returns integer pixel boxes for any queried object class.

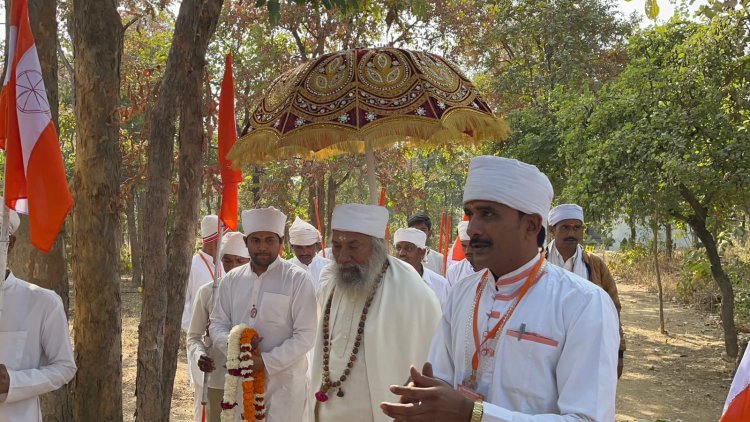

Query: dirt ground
[119,278,735,422]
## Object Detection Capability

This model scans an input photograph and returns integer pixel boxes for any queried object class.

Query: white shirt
[547,243,588,279]
[422,267,449,308]
[187,281,227,390]
[445,258,477,288]
[210,258,317,422]
[0,274,76,422]
[182,250,219,332]
[424,248,445,275]
[428,255,619,421]
[289,254,331,295]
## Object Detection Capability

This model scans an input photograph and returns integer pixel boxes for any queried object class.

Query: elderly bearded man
[289,217,331,296]
[311,204,442,422]
[188,232,251,422]
[210,207,317,421]
[546,203,625,378]
[393,227,449,308]
[382,156,620,421]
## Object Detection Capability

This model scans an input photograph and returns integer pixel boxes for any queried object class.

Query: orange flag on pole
[218,53,242,230]
[0,0,72,252]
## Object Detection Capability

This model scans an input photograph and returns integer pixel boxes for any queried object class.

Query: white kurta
[187,281,228,390]
[210,258,317,422]
[428,255,619,421]
[424,248,445,275]
[289,255,331,295]
[445,258,477,288]
[422,267,449,308]
[0,274,76,422]
[311,257,442,422]
[182,250,219,332]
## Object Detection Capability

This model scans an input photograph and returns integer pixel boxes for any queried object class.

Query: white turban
[463,156,554,226]
[241,207,287,237]
[201,215,220,243]
[457,221,470,241]
[289,217,322,246]
[1,209,20,236]
[548,204,584,227]
[331,204,388,239]
[393,228,427,249]
[221,231,250,258]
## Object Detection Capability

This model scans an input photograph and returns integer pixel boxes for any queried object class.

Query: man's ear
[525,214,543,240]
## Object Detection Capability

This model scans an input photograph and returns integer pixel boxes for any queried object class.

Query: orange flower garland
[240,328,266,421]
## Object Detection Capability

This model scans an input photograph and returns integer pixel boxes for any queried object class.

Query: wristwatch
[470,400,484,422]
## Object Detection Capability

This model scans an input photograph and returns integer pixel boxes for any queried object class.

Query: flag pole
[202,211,224,416]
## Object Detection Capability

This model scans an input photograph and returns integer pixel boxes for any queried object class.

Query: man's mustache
[470,238,492,248]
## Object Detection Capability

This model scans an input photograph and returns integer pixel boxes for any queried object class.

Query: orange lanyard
[198,252,216,279]
[470,256,546,379]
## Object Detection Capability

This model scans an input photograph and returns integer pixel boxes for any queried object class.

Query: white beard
[331,238,388,302]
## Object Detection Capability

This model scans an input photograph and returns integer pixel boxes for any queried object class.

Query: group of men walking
[182,155,625,421]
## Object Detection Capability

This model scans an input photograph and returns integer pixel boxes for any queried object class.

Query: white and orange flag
[0,0,72,252]
[722,346,750,421]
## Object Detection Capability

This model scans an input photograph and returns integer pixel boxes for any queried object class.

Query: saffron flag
[218,53,242,230]
[0,0,72,252]
[721,345,750,421]
[451,215,471,261]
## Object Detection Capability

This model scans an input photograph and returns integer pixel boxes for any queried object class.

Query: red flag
[0,0,72,252]
[218,54,242,230]
[722,346,750,421]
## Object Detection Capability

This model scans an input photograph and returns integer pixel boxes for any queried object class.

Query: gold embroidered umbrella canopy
[229,47,509,204]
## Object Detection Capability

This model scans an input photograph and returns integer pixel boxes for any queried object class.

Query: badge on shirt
[250,306,257,319]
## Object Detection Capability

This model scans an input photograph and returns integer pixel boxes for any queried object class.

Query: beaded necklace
[315,261,389,402]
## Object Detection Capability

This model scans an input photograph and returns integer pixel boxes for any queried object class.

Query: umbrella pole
[365,142,378,205]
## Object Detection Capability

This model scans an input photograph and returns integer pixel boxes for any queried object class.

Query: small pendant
[250,306,257,318]
[315,391,329,402]
[337,389,344,397]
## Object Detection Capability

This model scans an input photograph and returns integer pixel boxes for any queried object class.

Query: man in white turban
[547,203,625,378]
[0,210,76,422]
[288,217,331,295]
[310,204,441,422]
[187,232,250,422]
[445,221,480,288]
[182,214,227,409]
[210,207,317,422]
[393,227,449,307]
[407,213,445,275]
[382,156,620,421]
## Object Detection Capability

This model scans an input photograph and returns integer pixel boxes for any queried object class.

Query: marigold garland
[221,324,266,421]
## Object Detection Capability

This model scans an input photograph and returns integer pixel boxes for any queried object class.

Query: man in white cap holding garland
[210,207,317,421]
[547,203,625,378]
[0,210,76,421]
[187,231,251,422]
[445,221,479,288]
[310,204,442,422]
[382,156,619,421]
[288,216,331,295]
[393,227,449,308]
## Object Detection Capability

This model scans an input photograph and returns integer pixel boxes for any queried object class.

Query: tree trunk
[135,1,206,419]
[677,185,738,357]
[71,1,123,420]
[158,2,225,420]
[24,3,74,417]
[126,190,142,286]
[628,212,637,244]
[664,223,673,262]
[651,221,666,334]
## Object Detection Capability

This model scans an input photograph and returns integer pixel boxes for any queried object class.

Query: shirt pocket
[0,331,28,369]
[499,329,560,401]
[259,292,291,325]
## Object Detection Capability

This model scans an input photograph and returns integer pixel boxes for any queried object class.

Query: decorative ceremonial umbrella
[229,47,509,204]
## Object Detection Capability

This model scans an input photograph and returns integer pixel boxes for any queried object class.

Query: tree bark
[71,1,123,420]
[135,1,205,419]
[651,221,666,334]
[677,184,738,357]
[628,212,637,244]
[158,2,225,420]
[126,190,142,286]
[664,223,673,262]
